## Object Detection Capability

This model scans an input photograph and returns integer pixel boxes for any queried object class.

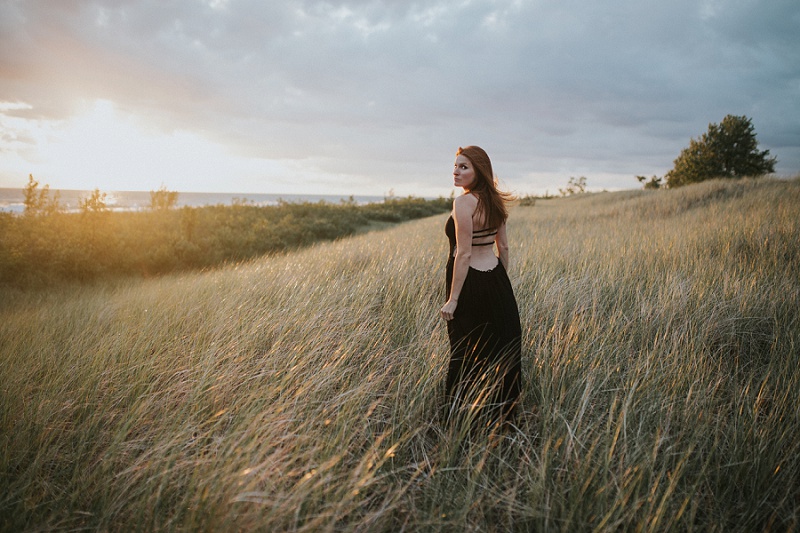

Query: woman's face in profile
[453,155,476,189]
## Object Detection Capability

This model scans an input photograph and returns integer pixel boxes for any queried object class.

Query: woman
[440,146,522,428]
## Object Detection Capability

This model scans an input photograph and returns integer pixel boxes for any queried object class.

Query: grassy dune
[1,177,799,531]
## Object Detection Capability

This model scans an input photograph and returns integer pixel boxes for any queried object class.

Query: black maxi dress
[444,215,522,423]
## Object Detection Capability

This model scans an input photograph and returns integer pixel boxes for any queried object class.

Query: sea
[0,189,387,214]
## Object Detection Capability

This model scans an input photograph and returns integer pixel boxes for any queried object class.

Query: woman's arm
[441,194,476,321]
[496,222,509,270]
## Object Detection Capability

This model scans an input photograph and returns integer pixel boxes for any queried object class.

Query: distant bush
[636,175,663,190]
[559,176,587,196]
[150,185,179,210]
[79,188,109,213]
[22,174,61,216]
[0,195,452,287]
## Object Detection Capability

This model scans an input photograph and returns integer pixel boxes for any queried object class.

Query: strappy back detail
[445,215,496,251]
[472,226,497,246]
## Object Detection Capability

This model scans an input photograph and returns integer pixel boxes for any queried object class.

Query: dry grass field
[2,177,799,531]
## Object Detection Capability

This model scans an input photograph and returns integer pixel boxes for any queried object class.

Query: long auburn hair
[457,145,514,229]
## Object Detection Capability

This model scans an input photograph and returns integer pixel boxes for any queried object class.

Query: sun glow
[0,99,291,192]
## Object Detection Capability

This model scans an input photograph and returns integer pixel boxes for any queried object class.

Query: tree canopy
[665,115,776,188]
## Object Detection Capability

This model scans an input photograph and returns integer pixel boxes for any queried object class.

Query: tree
[23,174,61,216]
[559,176,587,196]
[150,185,179,210]
[665,115,776,188]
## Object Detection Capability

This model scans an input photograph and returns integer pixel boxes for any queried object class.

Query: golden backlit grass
[2,177,799,531]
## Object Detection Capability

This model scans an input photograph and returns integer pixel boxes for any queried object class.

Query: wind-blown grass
[1,177,799,531]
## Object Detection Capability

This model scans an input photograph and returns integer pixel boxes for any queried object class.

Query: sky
[1,0,798,198]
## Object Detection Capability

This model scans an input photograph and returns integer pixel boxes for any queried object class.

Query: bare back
[452,193,504,272]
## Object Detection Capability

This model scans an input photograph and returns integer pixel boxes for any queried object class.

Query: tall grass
[1,177,799,531]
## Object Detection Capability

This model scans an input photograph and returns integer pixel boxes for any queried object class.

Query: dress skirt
[445,256,522,423]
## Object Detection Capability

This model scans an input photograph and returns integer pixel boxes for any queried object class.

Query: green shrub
[0,197,452,287]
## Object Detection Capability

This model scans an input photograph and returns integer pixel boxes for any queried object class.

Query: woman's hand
[440,299,458,321]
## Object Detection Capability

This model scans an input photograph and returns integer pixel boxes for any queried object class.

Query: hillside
[1,177,799,531]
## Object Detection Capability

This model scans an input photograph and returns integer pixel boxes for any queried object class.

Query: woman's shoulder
[453,193,479,209]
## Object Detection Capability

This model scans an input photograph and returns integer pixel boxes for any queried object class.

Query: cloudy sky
[1,0,798,197]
